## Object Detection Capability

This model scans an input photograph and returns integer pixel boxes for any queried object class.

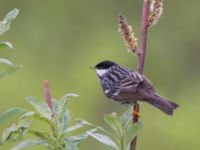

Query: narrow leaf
[124,122,143,150]
[57,94,79,134]
[60,93,79,107]
[28,129,54,145]
[64,119,93,134]
[11,139,48,150]
[20,111,53,127]
[120,109,132,128]
[26,96,52,119]
[64,142,79,150]
[19,111,35,119]
[104,113,122,137]
[0,8,19,36]
[88,132,119,150]
[61,93,79,101]
[76,118,111,136]
[1,121,31,143]
[64,122,85,134]
[28,130,48,139]
[0,42,13,49]
[63,129,95,150]
[59,109,71,134]
[1,124,17,143]
[0,108,25,123]
[64,132,90,146]
[76,118,93,126]
[0,58,13,65]
[52,99,59,114]
[0,65,21,79]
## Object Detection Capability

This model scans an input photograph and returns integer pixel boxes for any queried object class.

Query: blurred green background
[0,0,200,149]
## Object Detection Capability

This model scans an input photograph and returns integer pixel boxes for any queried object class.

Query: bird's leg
[132,101,141,121]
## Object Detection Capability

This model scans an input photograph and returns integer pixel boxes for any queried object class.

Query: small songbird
[93,60,179,115]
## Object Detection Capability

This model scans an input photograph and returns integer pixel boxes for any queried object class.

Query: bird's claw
[132,111,141,118]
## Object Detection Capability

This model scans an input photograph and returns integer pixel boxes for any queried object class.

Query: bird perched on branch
[92,60,179,115]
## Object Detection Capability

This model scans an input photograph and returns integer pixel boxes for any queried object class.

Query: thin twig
[131,0,150,150]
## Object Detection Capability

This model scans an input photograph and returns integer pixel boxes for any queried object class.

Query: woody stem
[130,0,150,150]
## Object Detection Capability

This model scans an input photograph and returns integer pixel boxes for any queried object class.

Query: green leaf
[63,123,85,134]
[0,58,13,65]
[28,129,48,140]
[52,99,59,114]
[76,118,93,126]
[64,142,79,150]
[60,93,79,107]
[0,65,21,79]
[19,111,35,119]
[59,109,71,134]
[0,108,25,123]
[63,119,92,134]
[27,129,54,146]
[64,133,89,146]
[124,122,143,150]
[57,93,78,133]
[63,128,97,144]
[88,132,119,150]
[20,111,53,127]
[120,109,132,128]
[1,123,17,143]
[104,113,122,137]
[0,8,19,36]
[26,96,52,119]
[55,94,78,134]
[76,118,111,136]
[11,139,48,150]
[0,42,13,49]
[63,128,97,149]
[1,121,31,143]
[61,93,79,101]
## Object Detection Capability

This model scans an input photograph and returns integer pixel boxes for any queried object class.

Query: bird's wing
[106,66,156,102]
[140,75,156,93]
[107,70,143,102]
[108,66,143,92]
[119,71,143,93]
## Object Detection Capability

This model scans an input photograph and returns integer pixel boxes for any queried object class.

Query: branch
[138,0,150,74]
[131,0,150,150]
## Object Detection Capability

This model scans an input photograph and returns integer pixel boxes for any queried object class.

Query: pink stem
[131,0,150,150]
[138,0,150,74]
[44,80,53,113]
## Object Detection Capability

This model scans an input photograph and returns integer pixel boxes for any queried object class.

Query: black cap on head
[95,60,117,69]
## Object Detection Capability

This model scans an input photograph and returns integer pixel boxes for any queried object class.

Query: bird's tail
[145,94,179,115]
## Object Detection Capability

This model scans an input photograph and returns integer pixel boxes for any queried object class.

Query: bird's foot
[132,111,141,118]
[132,102,141,120]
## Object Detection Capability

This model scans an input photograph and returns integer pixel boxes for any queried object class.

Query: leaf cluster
[0,8,20,79]
[88,109,143,150]
[0,94,96,150]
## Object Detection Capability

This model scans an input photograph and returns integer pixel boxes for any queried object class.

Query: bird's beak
[89,66,96,70]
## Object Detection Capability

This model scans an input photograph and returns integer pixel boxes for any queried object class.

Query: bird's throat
[96,69,107,77]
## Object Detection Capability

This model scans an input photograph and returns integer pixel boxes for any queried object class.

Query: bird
[92,60,179,115]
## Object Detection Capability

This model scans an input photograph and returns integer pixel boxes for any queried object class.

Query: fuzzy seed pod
[148,0,163,27]
[118,14,139,54]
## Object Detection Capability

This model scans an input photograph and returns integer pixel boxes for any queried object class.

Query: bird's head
[92,60,117,77]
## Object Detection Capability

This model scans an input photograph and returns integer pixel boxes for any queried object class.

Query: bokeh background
[0,0,200,150]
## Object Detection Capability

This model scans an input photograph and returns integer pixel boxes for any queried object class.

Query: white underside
[105,89,110,94]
